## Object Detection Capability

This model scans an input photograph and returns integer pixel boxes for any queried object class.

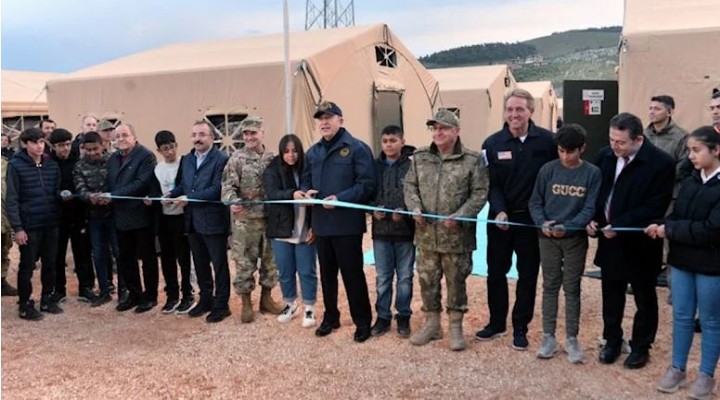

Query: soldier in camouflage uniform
[1,156,19,296]
[221,115,283,322]
[404,109,489,351]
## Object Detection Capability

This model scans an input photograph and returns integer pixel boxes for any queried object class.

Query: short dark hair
[689,126,720,153]
[82,131,102,145]
[609,112,644,140]
[155,130,176,148]
[554,124,587,150]
[39,119,56,128]
[277,134,305,173]
[19,128,44,143]
[381,125,404,139]
[651,95,675,109]
[48,128,73,144]
[712,88,720,99]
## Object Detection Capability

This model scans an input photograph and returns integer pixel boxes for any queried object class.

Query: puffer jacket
[5,150,61,231]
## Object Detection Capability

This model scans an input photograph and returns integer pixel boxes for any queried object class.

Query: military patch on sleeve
[339,147,350,157]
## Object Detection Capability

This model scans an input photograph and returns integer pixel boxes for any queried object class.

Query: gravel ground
[0,238,689,400]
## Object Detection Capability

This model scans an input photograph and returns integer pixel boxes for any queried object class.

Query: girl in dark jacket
[648,126,720,399]
[263,134,317,328]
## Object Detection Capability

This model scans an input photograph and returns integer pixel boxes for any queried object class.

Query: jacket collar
[500,120,542,142]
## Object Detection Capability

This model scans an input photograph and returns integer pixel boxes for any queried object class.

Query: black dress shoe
[599,344,622,364]
[624,351,649,369]
[354,325,371,343]
[134,300,158,314]
[116,298,139,312]
[206,308,231,323]
[188,302,211,318]
[315,320,340,337]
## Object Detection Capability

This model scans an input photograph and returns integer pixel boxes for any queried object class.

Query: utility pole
[305,0,355,30]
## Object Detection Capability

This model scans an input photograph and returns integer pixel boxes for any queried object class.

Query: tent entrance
[372,82,404,155]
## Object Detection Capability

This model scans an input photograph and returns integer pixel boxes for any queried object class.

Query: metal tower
[305,0,355,30]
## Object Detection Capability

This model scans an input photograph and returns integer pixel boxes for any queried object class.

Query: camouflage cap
[313,101,343,119]
[426,109,459,128]
[240,115,263,132]
[97,119,115,131]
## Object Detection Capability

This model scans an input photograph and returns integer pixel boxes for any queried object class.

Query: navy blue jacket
[301,128,376,236]
[482,121,557,217]
[371,145,415,241]
[5,150,61,231]
[107,144,158,231]
[170,147,230,236]
[666,171,720,275]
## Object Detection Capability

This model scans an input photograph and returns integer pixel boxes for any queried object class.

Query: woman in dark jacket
[263,134,317,328]
[649,126,720,399]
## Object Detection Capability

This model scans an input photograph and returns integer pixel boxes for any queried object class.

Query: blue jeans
[88,217,113,292]
[671,267,720,376]
[272,240,318,305]
[373,239,415,320]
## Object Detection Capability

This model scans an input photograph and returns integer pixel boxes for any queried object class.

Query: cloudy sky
[1,0,624,73]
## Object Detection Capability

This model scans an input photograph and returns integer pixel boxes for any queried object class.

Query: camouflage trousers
[1,231,11,278]
[231,218,277,294]
[416,248,472,313]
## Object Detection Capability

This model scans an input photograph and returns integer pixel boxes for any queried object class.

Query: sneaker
[475,325,506,341]
[396,315,411,338]
[536,333,559,359]
[134,300,158,314]
[371,318,392,336]
[512,331,529,351]
[277,302,299,323]
[565,337,585,364]
[40,299,64,314]
[19,300,44,321]
[162,298,180,314]
[78,287,97,303]
[91,291,113,308]
[657,366,687,393]
[302,307,316,328]
[50,291,67,304]
[175,296,196,314]
[689,372,716,400]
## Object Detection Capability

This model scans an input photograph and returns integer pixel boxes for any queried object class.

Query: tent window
[205,113,247,155]
[375,46,397,68]
[2,116,47,137]
[440,107,460,118]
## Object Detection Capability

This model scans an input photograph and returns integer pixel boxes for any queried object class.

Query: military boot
[259,287,284,315]
[409,311,442,346]
[449,311,467,351]
[1,278,18,296]
[241,293,254,323]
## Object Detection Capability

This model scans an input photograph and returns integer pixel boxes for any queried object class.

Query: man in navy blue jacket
[168,121,231,323]
[298,101,376,342]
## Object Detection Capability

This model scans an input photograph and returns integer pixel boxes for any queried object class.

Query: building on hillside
[619,0,720,129]
[47,24,439,155]
[517,81,558,132]
[2,70,61,137]
[431,65,517,149]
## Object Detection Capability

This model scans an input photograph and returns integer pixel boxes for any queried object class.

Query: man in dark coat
[586,112,675,369]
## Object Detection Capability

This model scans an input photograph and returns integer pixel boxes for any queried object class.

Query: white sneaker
[302,307,316,328]
[277,302,298,323]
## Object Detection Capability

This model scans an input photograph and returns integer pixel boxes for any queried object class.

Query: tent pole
[283,0,293,134]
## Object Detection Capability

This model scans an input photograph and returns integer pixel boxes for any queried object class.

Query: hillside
[524,26,621,59]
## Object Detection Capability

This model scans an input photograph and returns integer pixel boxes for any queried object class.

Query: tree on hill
[419,42,537,69]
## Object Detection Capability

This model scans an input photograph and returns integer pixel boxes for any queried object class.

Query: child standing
[529,124,601,363]
[370,126,416,338]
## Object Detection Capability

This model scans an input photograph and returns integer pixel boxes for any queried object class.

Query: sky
[0,0,624,73]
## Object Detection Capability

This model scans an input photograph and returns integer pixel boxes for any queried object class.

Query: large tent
[619,0,720,130]
[2,70,61,136]
[47,24,439,154]
[431,65,516,150]
[517,80,558,132]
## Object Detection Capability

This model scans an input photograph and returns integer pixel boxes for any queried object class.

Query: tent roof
[623,0,720,35]
[517,80,553,97]
[51,24,390,82]
[431,65,510,91]
[2,70,61,104]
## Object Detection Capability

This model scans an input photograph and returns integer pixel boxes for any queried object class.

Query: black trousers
[486,212,540,333]
[188,232,230,311]
[602,276,659,352]
[158,214,192,300]
[116,227,158,302]
[316,235,372,328]
[18,227,59,304]
[55,222,94,295]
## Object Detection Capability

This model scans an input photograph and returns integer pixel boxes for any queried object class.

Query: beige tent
[47,24,439,154]
[431,65,516,149]
[2,70,61,135]
[518,81,558,132]
[619,0,720,130]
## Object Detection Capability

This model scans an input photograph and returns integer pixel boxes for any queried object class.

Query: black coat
[592,139,675,280]
[371,145,415,241]
[263,156,310,239]
[666,171,720,275]
[107,144,158,231]
[53,152,87,227]
[5,150,61,231]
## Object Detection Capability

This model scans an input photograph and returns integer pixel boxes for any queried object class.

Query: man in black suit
[586,113,674,369]
[105,124,159,313]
